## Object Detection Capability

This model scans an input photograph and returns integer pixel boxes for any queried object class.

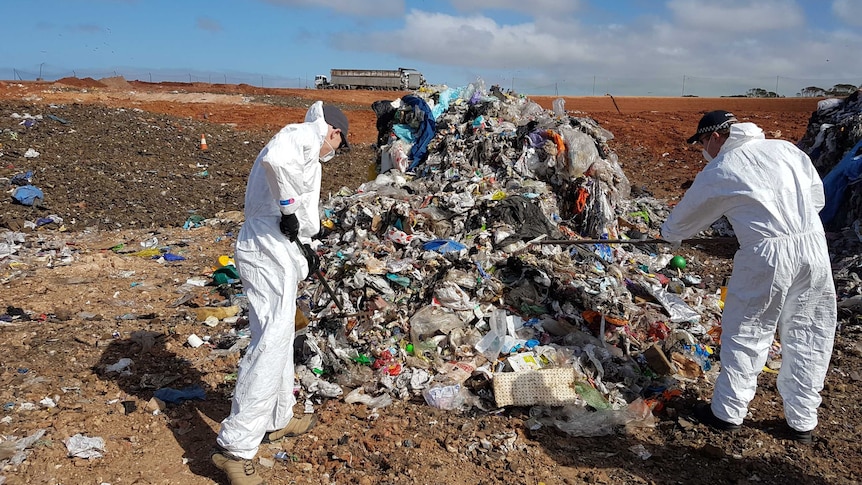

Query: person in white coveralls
[661,110,836,445]
[212,101,349,485]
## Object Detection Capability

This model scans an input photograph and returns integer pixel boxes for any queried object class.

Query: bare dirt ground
[0,78,859,485]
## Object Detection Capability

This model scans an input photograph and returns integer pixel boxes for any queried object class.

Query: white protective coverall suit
[661,122,837,432]
[216,102,326,459]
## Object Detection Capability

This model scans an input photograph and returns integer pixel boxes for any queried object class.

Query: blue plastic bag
[10,171,33,186]
[12,185,44,206]
[153,385,206,404]
[422,239,466,254]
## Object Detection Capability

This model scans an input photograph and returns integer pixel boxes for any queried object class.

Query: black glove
[313,223,330,240]
[301,243,320,275]
[280,213,299,241]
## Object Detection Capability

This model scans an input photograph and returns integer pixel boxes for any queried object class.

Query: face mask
[320,139,336,163]
[701,137,714,162]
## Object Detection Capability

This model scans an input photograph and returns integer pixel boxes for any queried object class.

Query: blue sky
[1,0,860,96]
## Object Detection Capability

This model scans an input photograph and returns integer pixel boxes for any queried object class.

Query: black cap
[322,104,350,149]
[687,110,738,144]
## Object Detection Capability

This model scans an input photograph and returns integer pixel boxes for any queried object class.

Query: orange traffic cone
[200,134,208,150]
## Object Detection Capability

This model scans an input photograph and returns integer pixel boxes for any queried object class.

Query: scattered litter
[11,185,43,207]
[153,385,206,404]
[64,433,105,459]
[187,334,205,348]
[105,358,133,374]
[0,429,46,466]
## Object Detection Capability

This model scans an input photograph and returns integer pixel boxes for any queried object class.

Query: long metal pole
[295,240,343,310]
[536,237,736,246]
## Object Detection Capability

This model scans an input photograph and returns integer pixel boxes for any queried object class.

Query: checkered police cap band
[687,110,738,143]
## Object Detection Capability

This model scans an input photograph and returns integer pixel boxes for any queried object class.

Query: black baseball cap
[687,110,738,144]
[322,104,350,149]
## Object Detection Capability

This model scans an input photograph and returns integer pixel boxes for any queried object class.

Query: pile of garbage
[212,80,729,435]
[10,81,856,437]
[798,88,862,232]
[797,88,862,313]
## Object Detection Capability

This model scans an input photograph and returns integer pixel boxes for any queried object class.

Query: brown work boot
[261,414,317,444]
[211,446,265,485]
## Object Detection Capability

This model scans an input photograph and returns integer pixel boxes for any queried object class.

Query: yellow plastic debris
[130,248,161,258]
[193,305,240,322]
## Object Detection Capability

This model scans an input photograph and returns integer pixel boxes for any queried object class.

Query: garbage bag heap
[797,88,862,308]
[278,80,725,429]
[799,88,862,231]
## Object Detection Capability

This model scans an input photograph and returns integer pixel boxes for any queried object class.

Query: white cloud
[450,0,582,15]
[340,10,601,69]
[262,0,404,16]
[330,2,859,96]
[833,0,862,27]
[668,0,805,33]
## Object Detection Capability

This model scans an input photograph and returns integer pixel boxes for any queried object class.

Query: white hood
[304,101,330,144]
[719,122,765,154]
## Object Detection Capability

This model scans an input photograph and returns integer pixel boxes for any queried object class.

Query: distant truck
[314,68,425,90]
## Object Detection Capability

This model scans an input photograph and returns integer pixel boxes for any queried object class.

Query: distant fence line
[8,67,316,90]
[5,65,860,98]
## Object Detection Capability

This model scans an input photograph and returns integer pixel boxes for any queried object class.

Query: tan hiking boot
[212,447,265,485]
[261,414,317,444]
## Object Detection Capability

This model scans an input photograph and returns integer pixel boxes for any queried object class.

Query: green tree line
[741,83,860,98]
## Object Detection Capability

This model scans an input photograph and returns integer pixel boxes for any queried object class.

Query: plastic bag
[474,309,509,361]
[410,305,466,343]
[65,434,105,459]
[344,387,393,409]
[12,185,43,206]
[552,98,566,117]
[558,125,601,179]
[527,398,655,437]
[433,281,475,311]
[423,383,470,410]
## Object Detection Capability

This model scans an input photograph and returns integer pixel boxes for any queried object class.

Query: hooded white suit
[216,102,327,459]
[661,122,837,432]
